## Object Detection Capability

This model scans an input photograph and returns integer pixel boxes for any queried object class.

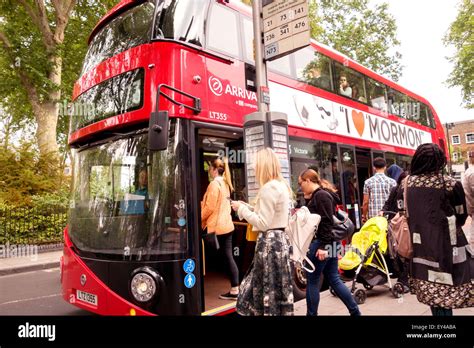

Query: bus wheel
[291,262,307,301]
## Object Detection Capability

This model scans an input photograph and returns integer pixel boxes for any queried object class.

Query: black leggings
[217,232,239,287]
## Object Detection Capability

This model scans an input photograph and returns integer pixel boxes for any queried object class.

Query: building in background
[443,120,474,164]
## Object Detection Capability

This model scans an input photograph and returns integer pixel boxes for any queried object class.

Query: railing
[0,206,67,246]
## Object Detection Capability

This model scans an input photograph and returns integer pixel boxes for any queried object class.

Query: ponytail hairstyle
[210,157,234,192]
[299,168,337,193]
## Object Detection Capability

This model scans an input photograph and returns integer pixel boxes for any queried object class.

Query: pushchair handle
[380,210,397,220]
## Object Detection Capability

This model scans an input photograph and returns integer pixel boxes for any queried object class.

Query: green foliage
[0,203,67,245]
[0,0,117,154]
[0,142,70,206]
[444,0,474,109]
[240,0,403,81]
[309,0,403,81]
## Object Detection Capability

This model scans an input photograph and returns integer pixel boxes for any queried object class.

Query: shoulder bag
[389,176,413,259]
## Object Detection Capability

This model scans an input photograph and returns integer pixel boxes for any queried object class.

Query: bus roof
[89,0,141,44]
[88,0,441,126]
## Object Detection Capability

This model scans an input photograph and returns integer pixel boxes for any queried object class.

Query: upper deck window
[366,77,387,112]
[207,3,240,57]
[82,2,155,75]
[154,0,209,47]
[72,68,144,133]
[242,17,254,62]
[387,88,407,118]
[294,48,333,92]
[333,62,366,102]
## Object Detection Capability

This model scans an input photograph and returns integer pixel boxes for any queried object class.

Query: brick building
[443,119,474,164]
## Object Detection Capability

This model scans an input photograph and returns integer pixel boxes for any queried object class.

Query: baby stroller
[335,216,405,304]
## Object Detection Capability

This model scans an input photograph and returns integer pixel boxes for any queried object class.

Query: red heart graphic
[352,110,365,137]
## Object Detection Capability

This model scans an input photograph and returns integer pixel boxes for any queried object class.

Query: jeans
[430,306,453,316]
[218,232,239,287]
[306,240,361,316]
[396,256,409,287]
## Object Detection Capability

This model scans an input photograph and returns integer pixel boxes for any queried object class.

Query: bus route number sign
[262,0,310,61]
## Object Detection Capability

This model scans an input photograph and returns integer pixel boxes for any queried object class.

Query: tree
[444,0,474,109]
[0,0,116,159]
[310,0,402,81]
[241,0,402,81]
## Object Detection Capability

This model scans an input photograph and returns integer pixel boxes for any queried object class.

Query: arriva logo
[208,76,257,101]
[209,76,224,96]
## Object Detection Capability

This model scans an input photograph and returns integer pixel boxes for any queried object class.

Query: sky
[372,0,473,124]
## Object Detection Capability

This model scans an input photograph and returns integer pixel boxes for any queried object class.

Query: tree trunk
[35,101,59,157]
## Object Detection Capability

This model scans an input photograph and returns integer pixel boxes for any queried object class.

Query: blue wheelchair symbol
[183,259,195,273]
[184,273,196,288]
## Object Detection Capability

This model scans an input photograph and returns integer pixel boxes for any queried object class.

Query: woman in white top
[339,75,352,97]
[230,148,293,316]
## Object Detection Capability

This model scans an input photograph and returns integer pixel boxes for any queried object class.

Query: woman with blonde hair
[231,148,293,315]
[201,157,239,300]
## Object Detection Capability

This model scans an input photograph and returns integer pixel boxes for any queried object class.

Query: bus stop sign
[262,0,310,61]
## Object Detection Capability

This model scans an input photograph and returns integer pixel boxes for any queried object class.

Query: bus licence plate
[76,290,98,306]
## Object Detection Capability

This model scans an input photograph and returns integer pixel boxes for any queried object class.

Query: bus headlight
[130,267,161,303]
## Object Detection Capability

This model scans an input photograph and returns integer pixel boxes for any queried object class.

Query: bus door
[371,151,385,167]
[338,145,361,229]
[356,148,371,205]
[191,123,249,313]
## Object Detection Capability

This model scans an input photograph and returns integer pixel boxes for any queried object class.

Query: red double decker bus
[61,0,448,316]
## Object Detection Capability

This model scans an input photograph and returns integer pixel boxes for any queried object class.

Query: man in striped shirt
[362,157,397,222]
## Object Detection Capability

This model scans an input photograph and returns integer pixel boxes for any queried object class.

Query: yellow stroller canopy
[339,217,388,271]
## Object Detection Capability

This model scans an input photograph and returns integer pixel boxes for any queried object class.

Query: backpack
[286,206,321,273]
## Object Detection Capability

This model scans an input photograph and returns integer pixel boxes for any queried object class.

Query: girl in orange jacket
[201,157,239,300]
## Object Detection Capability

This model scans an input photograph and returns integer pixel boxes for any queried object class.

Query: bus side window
[207,4,240,58]
[294,48,333,92]
[366,77,388,112]
[268,55,292,76]
[333,62,367,102]
[242,17,254,63]
[426,107,436,129]
[387,88,407,118]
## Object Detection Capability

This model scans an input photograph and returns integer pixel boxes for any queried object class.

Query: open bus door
[190,123,251,315]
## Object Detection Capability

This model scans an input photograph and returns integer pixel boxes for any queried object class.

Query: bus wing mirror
[148,111,169,151]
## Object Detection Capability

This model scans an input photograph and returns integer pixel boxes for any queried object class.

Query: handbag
[203,231,220,250]
[332,209,355,241]
[389,177,413,259]
[286,206,321,272]
[322,189,354,241]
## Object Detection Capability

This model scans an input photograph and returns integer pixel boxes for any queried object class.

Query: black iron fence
[0,206,67,246]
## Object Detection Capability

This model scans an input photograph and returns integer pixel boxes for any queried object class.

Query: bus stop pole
[252,0,269,113]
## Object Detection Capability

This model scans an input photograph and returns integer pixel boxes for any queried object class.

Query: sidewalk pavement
[294,284,474,316]
[0,218,472,315]
[0,250,62,276]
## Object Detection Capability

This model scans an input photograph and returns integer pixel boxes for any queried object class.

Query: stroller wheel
[329,287,337,297]
[392,282,405,298]
[354,289,366,304]
[363,284,373,290]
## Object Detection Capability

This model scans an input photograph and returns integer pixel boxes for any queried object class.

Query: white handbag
[286,206,321,273]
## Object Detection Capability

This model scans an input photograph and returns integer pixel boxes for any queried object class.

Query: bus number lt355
[210,111,227,121]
